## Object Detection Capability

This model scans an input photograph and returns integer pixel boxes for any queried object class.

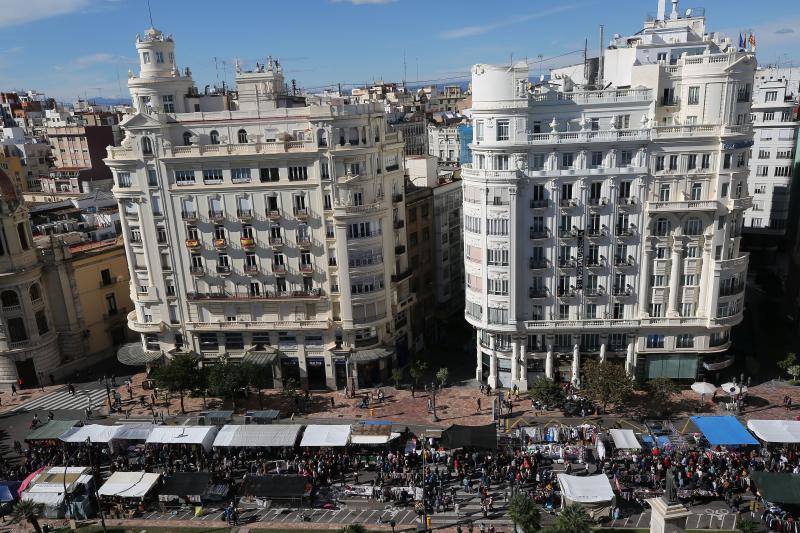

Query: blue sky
[1,0,799,101]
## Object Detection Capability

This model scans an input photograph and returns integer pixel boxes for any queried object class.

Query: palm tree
[508,493,541,533]
[11,500,44,533]
[737,519,758,533]
[552,505,592,532]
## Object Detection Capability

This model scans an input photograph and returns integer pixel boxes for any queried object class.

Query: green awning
[26,420,80,441]
[751,471,800,504]
[117,342,162,366]
[243,349,278,366]
[350,347,394,363]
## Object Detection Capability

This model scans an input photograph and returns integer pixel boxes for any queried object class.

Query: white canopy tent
[60,424,122,444]
[112,424,157,442]
[98,472,161,499]
[350,432,401,445]
[747,420,800,443]
[300,425,351,447]
[145,426,218,452]
[609,429,641,449]
[557,473,615,519]
[213,425,302,448]
[22,467,93,518]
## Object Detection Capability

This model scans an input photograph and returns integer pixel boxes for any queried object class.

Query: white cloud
[74,53,137,67]
[440,4,582,40]
[0,0,92,28]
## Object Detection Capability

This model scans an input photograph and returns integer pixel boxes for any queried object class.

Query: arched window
[237,129,248,144]
[183,132,192,146]
[29,283,41,302]
[210,130,220,145]
[317,129,328,147]
[1,290,19,308]
[142,137,153,155]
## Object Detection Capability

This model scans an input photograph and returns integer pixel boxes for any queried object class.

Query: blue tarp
[0,481,21,502]
[690,416,758,446]
[640,435,672,449]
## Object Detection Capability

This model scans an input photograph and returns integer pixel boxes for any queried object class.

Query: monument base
[647,498,691,533]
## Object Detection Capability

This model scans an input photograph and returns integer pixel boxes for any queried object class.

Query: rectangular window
[646,335,665,349]
[260,167,280,182]
[687,86,700,105]
[475,121,484,142]
[203,168,223,184]
[765,91,777,102]
[655,156,664,172]
[231,167,251,183]
[175,170,195,185]
[561,152,574,168]
[496,120,509,141]
[591,151,603,168]
[161,94,175,113]
[288,166,308,181]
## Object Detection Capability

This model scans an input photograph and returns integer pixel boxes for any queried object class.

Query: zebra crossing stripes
[13,388,108,412]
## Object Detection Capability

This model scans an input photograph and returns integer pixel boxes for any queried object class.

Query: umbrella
[720,382,747,395]
[691,382,717,395]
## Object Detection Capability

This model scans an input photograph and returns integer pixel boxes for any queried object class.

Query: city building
[464,0,755,389]
[388,115,427,156]
[404,182,435,349]
[428,123,461,165]
[42,124,116,194]
[107,27,413,391]
[1,127,53,192]
[742,67,800,237]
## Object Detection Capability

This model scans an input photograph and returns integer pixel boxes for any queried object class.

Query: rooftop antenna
[146,0,154,28]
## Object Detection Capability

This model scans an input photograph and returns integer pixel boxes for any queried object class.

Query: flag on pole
[739,33,745,50]
[749,33,757,51]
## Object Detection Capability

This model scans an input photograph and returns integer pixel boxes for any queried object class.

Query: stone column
[667,237,684,317]
[508,187,518,325]
[475,334,483,382]
[626,341,636,376]
[511,338,520,388]
[599,342,606,363]
[545,345,554,379]
[488,334,498,389]
[697,238,714,316]
[571,343,580,385]
[638,245,654,317]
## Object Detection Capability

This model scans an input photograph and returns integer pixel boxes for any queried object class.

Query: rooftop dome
[0,167,17,202]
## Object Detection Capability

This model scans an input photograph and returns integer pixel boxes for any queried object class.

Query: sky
[1,0,799,101]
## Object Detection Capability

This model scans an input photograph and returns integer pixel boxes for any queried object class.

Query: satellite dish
[685,8,692,16]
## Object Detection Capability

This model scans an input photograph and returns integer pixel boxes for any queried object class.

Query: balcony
[244,264,259,275]
[237,209,253,221]
[272,263,286,274]
[558,228,578,239]
[618,197,636,209]
[647,199,718,213]
[586,228,607,238]
[392,269,412,283]
[584,288,605,298]
[616,227,636,238]
[294,207,309,219]
[393,219,405,229]
[392,193,404,203]
[530,229,549,240]
[529,258,549,270]
[208,210,225,222]
[297,236,312,249]
[719,283,746,297]
[395,245,406,255]
[727,196,753,211]
[240,237,256,250]
[560,198,578,208]
[185,239,201,250]
[558,259,577,269]
[269,237,284,248]
[353,312,389,325]
[186,289,324,301]
[266,209,281,220]
[190,266,205,276]
[527,128,650,145]
[586,259,606,269]
[614,256,635,268]
[588,197,608,209]
[213,238,227,250]
[529,288,549,298]
[181,210,198,221]
[163,139,316,158]
[216,265,232,275]
[557,288,577,298]
[299,263,314,274]
[612,286,632,297]
[530,199,549,209]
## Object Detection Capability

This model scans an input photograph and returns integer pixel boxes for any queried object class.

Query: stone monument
[647,465,691,533]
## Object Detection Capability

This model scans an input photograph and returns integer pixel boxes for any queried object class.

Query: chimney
[670,0,679,20]
[657,0,666,21]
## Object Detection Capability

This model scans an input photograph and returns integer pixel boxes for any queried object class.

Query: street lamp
[430,381,439,422]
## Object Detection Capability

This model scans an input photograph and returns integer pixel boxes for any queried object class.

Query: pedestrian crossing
[13,387,108,412]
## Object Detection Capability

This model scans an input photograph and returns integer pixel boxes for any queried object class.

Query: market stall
[240,474,312,507]
[747,420,800,444]
[21,466,94,519]
[350,422,399,446]
[213,424,301,448]
[156,472,227,506]
[98,471,161,518]
[145,426,218,452]
[299,424,351,447]
[441,423,497,450]
[246,410,281,424]
[25,420,80,443]
[689,416,758,446]
[609,429,642,450]
[60,424,121,446]
[557,473,615,519]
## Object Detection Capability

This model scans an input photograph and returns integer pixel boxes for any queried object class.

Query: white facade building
[464,1,756,389]
[743,67,800,235]
[107,28,413,390]
[428,124,461,164]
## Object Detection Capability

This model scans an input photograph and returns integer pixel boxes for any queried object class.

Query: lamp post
[430,381,439,422]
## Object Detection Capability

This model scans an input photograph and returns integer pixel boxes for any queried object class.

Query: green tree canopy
[508,493,541,533]
[152,351,202,413]
[551,504,592,532]
[436,367,449,387]
[582,361,633,413]
[11,500,44,533]
[529,377,565,409]
[207,359,252,409]
[646,377,680,414]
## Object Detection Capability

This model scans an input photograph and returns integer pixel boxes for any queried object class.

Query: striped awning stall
[242,348,278,366]
[117,342,163,366]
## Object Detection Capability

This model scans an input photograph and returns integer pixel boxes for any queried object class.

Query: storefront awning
[117,342,162,366]
[26,420,80,441]
[112,424,157,441]
[609,429,641,449]
[213,424,302,448]
[243,349,277,366]
[747,420,800,443]
[690,416,758,446]
[349,346,394,363]
[98,472,161,499]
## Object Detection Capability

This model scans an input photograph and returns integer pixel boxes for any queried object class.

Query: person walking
[10,383,16,397]
[476,398,481,412]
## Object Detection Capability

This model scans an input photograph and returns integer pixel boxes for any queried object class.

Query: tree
[646,377,680,414]
[207,360,250,410]
[779,352,797,377]
[529,377,565,409]
[789,365,800,382]
[152,351,202,413]
[390,368,403,389]
[11,500,43,533]
[409,359,428,388]
[436,367,449,388]
[552,505,592,533]
[282,377,300,412]
[507,493,541,533]
[582,361,633,413]
[737,518,758,533]
[247,363,275,409]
